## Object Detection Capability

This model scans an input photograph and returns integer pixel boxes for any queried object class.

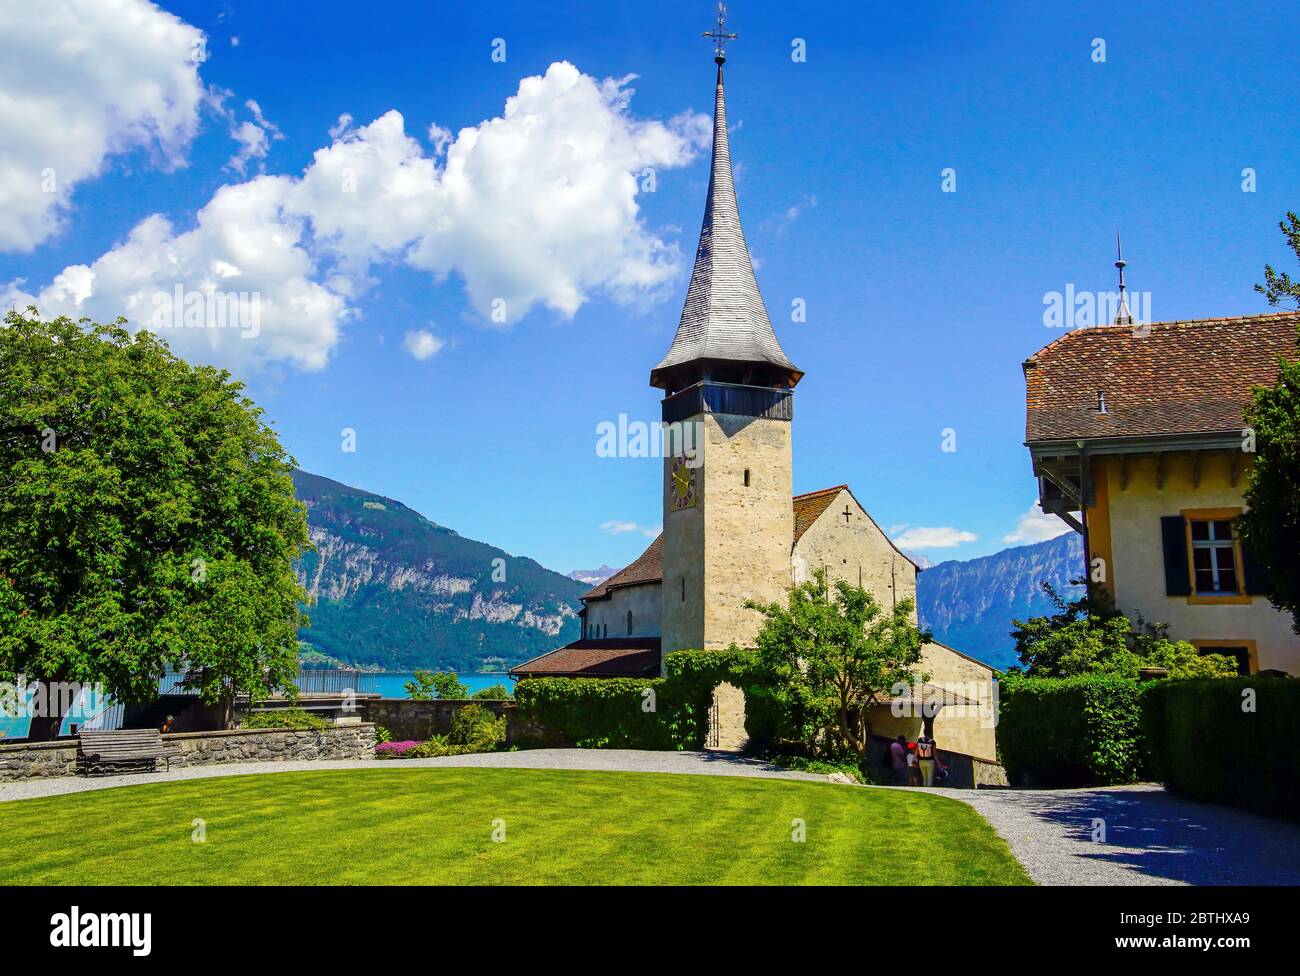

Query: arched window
[627,609,634,635]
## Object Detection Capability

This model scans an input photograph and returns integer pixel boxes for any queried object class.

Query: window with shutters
[1181,508,1251,604]
[1190,518,1237,593]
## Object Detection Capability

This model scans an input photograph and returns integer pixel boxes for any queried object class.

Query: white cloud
[0,0,207,251]
[893,526,978,550]
[220,98,283,175]
[1003,503,1071,544]
[7,62,708,373]
[601,520,659,538]
[403,329,444,360]
[7,177,345,371]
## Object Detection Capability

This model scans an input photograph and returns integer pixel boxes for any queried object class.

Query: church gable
[791,486,919,617]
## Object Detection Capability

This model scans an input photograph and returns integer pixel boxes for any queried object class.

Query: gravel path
[5,752,1297,886]
[917,783,1300,886]
[0,749,824,804]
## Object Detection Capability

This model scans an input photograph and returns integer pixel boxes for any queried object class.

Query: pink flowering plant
[375,740,420,759]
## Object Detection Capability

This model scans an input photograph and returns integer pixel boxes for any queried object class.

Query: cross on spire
[703,2,737,64]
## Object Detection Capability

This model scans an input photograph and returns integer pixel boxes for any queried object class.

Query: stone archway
[706,682,748,752]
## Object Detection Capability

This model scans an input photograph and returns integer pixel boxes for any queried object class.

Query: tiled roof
[793,485,847,543]
[1024,313,1299,443]
[509,639,662,678]
[583,534,663,601]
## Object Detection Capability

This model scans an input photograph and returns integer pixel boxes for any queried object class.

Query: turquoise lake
[0,672,514,740]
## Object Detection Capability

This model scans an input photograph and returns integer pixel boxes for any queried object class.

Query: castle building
[512,32,997,766]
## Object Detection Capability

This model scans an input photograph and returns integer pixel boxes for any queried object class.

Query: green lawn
[0,768,1031,885]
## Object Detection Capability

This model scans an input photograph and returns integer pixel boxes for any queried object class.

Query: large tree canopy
[0,310,310,738]
[1239,351,1300,634]
[1239,213,1300,634]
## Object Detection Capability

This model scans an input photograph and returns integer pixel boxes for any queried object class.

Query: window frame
[1181,508,1251,605]
[1191,639,1258,675]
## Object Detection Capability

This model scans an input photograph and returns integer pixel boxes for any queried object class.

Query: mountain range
[916,532,1085,670]
[567,566,618,587]
[293,471,587,672]
[292,470,1083,673]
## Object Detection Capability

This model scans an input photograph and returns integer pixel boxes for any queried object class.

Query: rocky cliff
[293,471,585,671]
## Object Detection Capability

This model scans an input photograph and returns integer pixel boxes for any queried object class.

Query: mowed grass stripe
[0,768,1031,886]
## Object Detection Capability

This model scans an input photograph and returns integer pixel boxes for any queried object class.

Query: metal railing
[295,670,375,695]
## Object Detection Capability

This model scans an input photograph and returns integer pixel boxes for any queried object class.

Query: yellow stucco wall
[918,642,998,761]
[1092,452,1300,674]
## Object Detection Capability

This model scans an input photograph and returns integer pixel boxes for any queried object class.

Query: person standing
[888,734,908,786]
[916,733,937,787]
[906,741,921,786]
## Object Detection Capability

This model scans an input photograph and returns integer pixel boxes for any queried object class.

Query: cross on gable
[843,505,852,524]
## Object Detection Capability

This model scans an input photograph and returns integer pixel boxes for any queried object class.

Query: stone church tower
[651,46,803,655]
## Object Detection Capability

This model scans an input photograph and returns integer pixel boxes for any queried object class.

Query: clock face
[670,454,697,510]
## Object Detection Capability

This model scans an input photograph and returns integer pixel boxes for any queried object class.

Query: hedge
[1142,677,1300,821]
[997,674,1145,786]
[515,649,771,751]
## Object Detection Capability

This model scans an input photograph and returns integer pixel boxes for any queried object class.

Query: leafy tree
[745,570,929,764]
[1255,211,1300,309]
[1238,358,1300,634]
[404,670,469,700]
[0,311,310,737]
[1011,581,1238,678]
[471,682,513,700]
[1237,219,1300,633]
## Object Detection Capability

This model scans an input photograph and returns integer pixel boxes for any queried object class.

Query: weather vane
[703,2,737,64]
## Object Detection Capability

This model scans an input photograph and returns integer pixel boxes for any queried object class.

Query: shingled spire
[649,8,802,392]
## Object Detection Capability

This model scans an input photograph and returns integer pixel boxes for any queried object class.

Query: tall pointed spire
[1113,231,1133,326]
[650,4,801,392]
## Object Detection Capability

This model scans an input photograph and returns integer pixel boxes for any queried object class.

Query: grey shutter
[1161,516,1191,596]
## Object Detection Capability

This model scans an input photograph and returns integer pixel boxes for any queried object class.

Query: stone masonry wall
[363,699,510,742]
[0,740,77,782]
[0,725,376,781]
[791,487,918,620]
[167,725,376,768]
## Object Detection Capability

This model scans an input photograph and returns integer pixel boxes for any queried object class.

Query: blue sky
[2,0,1296,575]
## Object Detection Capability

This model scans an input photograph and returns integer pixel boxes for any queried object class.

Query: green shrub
[1142,677,1300,821]
[240,708,328,731]
[997,673,1144,786]
[448,704,506,750]
[374,725,392,744]
[514,677,671,748]
[513,649,767,751]
[771,755,868,784]
[471,683,513,700]
[404,670,469,701]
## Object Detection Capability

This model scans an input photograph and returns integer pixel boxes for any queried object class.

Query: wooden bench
[78,729,182,773]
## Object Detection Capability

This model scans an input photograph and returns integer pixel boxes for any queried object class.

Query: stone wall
[0,725,376,782]
[662,411,794,655]
[584,579,662,639]
[166,724,376,768]
[0,740,77,782]
[364,699,510,742]
[791,486,918,620]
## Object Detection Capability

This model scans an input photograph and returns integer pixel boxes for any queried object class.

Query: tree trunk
[23,674,71,742]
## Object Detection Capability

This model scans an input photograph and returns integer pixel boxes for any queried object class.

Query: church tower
[654,9,802,655]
